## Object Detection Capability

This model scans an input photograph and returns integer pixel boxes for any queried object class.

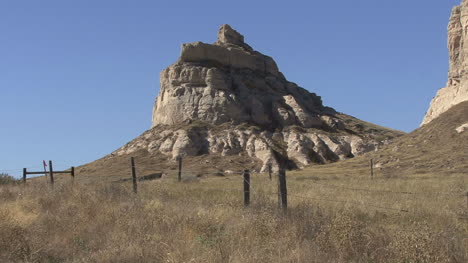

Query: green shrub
[0,173,18,185]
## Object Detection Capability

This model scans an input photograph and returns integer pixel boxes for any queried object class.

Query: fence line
[1,167,44,173]
[309,179,464,197]
[287,193,410,213]
[222,186,412,214]
[22,161,75,185]
[129,157,468,213]
[178,182,411,214]
[9,157,466,215]
[235,170,464,198]
[225,173,413,213]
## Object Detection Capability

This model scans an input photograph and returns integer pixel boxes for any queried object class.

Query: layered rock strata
[113,122,383,172]
[111,24,402,172]
[422,1,468,125]
[152,24,325,129]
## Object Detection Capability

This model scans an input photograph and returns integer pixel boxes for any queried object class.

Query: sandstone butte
[422,0,468,126]
[97,24,402,175]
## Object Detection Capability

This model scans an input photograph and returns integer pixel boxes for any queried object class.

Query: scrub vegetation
[1,167,466,263]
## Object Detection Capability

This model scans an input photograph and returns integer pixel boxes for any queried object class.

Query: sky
[0,0,462,177]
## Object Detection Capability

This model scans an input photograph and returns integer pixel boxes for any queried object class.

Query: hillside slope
[376,100,468,175]
[76,113,402,182]
[307,101,468,176]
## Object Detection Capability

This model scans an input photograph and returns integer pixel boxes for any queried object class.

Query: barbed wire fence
[4,156,468,217]
[210,165,467,215]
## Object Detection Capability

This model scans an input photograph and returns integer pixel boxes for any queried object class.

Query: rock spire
[422,1,468,125]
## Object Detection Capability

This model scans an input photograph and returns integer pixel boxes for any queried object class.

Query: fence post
[278,169,287,211]
[177,156,182,182]
[43,161,48,176]
[71,167,75,181]
[23,168,27,184]
[131,157,137,194]
[370,159,374,179]
[243,169,250,207]
[49,160,54,186]
[268,164,272,181]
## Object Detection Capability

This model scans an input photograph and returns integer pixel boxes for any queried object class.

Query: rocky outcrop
[113,24,402,172]
[113,123,381,172]
[422,1,468,126]
[455,123,468,133]
[152,24,325,129]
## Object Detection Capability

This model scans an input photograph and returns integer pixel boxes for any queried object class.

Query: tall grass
[0,171,466,262]
[0,173,18,185]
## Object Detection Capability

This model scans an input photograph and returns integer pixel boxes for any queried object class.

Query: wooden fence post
[370,159,374,179]
[22,168,27,184]
[277,171,281,208]
[131,157,137,194]
[177,156,182,182]
[466,192,468,210]
[49,160,54,185]
[278,169,287,211]
[243,169,250,207]
[268,164,272,181]
[71,167,75,181]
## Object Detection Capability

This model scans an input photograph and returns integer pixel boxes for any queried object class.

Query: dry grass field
[1,165,467,263]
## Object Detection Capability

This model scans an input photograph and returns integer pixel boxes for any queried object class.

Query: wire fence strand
[308,179,465,197]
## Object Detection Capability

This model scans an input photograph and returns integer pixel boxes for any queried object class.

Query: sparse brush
[0,173,18,185]
[0,170,466,263]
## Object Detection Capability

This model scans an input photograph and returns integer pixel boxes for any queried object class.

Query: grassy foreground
[1,169,467,263]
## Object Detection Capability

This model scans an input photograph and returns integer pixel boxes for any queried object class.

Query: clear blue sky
[0,0,461,177]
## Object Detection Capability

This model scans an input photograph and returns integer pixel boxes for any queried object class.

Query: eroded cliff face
[422,2,468,126]
[113,122,383,172]
[152,24,326,129]
[110,24,402,172]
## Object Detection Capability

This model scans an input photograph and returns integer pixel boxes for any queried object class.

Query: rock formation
[152,24,325,129]
[107,24,402,173]
[422,1,468,126]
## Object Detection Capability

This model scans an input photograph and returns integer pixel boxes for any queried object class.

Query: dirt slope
[73,114,402,183]
[311,101,468,176]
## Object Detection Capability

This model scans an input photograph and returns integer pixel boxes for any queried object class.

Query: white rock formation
[112,24,402,171]
[422,1,468,126]
[152,24,325,129]
[455,123,468,133]
[113,124,379,172]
